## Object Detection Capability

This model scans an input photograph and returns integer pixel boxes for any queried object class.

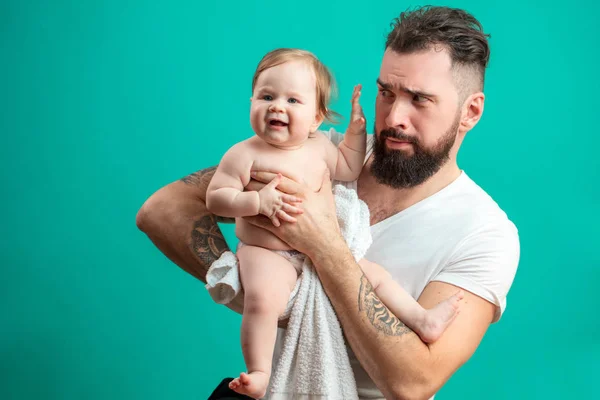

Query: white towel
[205,185,372,399]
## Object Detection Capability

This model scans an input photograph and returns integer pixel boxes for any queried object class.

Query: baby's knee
[244,290,289,316]
[244,292,273,314]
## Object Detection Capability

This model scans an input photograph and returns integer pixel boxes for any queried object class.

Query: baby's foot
[228,371,269,399]
[417,290,464,343]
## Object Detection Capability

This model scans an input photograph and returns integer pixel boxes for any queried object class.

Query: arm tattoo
[183,167,229,263]
[358,273,412,336]
[182,166,234,224]
[180,166,217,189]
[190,214,229,267]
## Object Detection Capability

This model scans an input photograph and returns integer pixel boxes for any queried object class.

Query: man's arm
[312,240,494,399]
[245,171,496,399]
[135,166,243,314]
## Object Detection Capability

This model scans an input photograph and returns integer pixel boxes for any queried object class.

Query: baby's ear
[310,112,325,133]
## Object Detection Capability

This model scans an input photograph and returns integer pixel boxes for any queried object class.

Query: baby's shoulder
[224,137,259,156]
[308,131,337,151]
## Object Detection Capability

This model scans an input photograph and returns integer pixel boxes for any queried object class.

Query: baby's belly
[235,218,292,250]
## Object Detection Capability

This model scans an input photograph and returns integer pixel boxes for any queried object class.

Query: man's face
[372,48,462,188]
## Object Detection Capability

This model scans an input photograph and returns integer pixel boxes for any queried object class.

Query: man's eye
[288,98,298,104]
[262,95,273,101]
[413,94,428,103]
[379,89,392,97]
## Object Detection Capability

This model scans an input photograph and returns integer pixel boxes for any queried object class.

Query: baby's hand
[347,84,366,136]
[258,173,303,227]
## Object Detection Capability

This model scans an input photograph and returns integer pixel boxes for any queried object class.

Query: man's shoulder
[447,173,520,256]
[451,173,515,224]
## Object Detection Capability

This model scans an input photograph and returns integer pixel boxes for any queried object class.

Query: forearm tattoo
[181,166,234,223]
[181,166,231,265]
[358,274,412,336]
[180,166,217,188]
[190,214,229,266]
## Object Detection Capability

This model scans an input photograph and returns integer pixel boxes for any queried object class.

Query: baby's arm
[358,259,463,344]
[333,84,367,181]
[206,144,303,226]
[206,144,260,217]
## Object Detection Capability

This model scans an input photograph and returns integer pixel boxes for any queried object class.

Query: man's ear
[459,92,485,134]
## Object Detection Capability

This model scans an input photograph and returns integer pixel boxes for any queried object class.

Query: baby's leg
[359,259,463,343]
[228,245,298,399]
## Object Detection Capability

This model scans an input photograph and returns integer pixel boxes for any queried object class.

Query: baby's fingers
[281,194,302,204]
[270,214,281,227]
[281,203,304,215]
[276,210,297,223]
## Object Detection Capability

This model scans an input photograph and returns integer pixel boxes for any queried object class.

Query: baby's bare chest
[251,146,330,191]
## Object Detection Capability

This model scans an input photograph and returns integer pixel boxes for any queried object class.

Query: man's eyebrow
[376,78,436,99]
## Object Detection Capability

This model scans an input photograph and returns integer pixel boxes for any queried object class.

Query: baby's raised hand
[258,173,303,227]
[347,84,366,136]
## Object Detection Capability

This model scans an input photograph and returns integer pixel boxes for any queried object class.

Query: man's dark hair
[386,6,491,95]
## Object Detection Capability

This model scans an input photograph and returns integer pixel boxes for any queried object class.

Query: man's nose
[384,101,410,131]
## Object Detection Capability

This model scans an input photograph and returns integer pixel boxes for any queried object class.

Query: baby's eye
[262,95,273,101]
[288,98,298,104]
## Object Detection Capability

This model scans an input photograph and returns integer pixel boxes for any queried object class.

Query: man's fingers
[251,171,300,195]
[319,169,332,192]
[245,180,264,192]
[244,215,275,231]
[265,173,282,189]
[251,171,278,184]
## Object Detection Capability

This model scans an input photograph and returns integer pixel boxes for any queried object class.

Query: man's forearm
[136,167,243,314]
[310,238,436,399]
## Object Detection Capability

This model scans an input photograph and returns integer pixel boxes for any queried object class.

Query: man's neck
[358,156,462,219]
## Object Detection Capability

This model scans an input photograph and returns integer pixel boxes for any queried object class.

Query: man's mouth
[386,137,408,143]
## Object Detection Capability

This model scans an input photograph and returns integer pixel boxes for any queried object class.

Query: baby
[206,48,462,398]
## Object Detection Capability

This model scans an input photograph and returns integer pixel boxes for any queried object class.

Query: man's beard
[370,114,460,188]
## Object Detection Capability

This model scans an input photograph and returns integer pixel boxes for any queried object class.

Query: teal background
[1,0,598,398]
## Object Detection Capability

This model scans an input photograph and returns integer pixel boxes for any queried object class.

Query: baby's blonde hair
[251,48,340,123]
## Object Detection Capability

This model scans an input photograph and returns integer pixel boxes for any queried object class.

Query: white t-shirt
[332,129,519,399]
[274,129,521,399]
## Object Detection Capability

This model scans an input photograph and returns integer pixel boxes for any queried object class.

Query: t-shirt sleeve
[433,221,520,322]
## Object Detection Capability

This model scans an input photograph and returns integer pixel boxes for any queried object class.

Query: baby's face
[250,60,323,148]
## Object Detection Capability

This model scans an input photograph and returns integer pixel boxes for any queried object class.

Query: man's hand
[257,173,304,227]
[245,169,342,257]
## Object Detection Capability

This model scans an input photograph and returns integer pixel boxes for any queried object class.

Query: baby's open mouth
[269,119,288,127]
